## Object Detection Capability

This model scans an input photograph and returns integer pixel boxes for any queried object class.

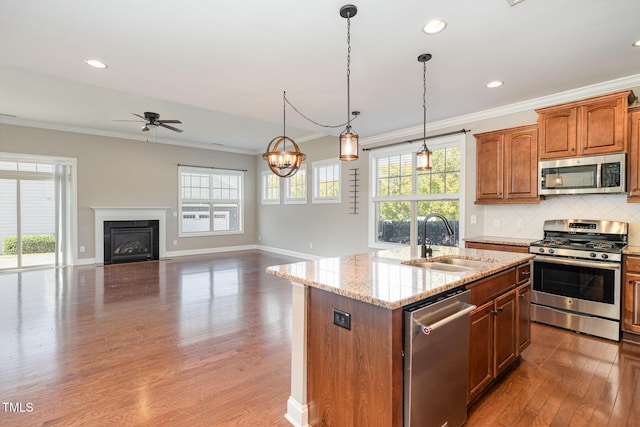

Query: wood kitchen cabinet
[475,124,538,204]
[516,264,532,355]
[466,266,522,404]
[536,90,635,160]
[623,255,640,335]
[465,241,530,254]
[626,106,640,201]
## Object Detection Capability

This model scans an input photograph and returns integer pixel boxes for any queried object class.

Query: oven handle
[533,255,620,271]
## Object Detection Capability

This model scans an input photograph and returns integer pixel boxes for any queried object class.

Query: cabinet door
[504,127,538,200]
[624,272,640,334]
[494,290,517,376]
[627,108,640,200]
[516,282,531,355]
[580,96,627,156]
[468,301,494,404]
[538,107,577,159]
[476,133,504,202]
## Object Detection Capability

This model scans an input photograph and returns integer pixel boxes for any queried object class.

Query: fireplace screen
[104,220,159,264]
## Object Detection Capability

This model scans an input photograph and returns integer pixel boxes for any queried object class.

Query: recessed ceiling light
[506,0,526,6]
[486,81,504,88]
[633,39,640,47]
[422,19,447,35]
[84,59,108,69]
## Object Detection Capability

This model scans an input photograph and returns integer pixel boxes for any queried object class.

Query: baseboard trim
[257,245,322,261]
[165,244,258,258]
[284,396,310,427]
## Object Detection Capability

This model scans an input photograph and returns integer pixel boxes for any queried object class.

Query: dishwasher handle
[417,303,476,335]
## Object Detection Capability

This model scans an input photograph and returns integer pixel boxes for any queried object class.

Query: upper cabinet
[627,105,640,201]
[536,90,635,160]
[475,124,539,204]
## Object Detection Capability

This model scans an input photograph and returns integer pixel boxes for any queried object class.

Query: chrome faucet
[421,213,454,258]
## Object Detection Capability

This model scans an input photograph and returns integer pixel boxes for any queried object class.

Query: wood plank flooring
[1,250,639,426]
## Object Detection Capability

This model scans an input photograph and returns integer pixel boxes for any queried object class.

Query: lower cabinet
[467,262,531,404]
[623,255,640,335]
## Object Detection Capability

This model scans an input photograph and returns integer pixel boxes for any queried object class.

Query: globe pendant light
[416,53,432,171]
[262,91,306,178]
[339,4,359,161]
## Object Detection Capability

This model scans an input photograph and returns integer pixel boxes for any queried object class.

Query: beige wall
[0,124,258,262]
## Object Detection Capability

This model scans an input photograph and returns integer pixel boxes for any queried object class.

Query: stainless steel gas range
[529,219,628,341]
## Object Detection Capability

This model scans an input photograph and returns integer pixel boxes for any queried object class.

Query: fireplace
[103,220,159,265]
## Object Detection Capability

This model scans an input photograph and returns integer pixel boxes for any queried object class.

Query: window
[179,166,244,236]
[262,171,280,204]
[285,165,307,204]
[370,135,463,248]
[313,159,340,203]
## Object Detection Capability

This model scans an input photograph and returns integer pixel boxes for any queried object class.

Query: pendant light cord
[283,94,359,129]
[422,60,427,149]
[346,11,352,130]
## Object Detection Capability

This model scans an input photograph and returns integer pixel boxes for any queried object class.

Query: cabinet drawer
[625,256,640,273]
[466,268,516,306]
[516,263,531,284]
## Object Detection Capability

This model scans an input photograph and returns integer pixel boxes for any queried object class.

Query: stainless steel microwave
[539,153,625,195]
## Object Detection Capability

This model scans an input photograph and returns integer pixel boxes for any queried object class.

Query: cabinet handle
[497,306,504,312]
[522,271,530,276]
[491,310,498,316]
[519,294,525,299]
[571,148,575,152]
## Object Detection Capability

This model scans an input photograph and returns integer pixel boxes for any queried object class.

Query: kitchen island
[267,245,534,427]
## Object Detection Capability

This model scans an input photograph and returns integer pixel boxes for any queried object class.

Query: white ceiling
[1,0,640,154]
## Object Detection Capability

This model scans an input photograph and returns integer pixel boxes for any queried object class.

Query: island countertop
[266,246,534,310]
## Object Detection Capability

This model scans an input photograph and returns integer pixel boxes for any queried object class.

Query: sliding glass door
[0,158,72,270]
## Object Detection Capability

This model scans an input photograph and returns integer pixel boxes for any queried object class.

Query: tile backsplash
[480,194,640,244]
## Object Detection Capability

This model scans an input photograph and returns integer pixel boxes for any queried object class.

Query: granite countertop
[623,245,640,255]
[266,246,534,310]
[464,236,538,247]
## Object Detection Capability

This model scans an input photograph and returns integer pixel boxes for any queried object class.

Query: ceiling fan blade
[159,123,183,133]
[158,119,182,124]
[114,119,145,122]
[132,113,146,120]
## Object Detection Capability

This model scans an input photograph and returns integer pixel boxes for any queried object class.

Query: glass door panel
[20,180,55,268]
[0,179,18,269]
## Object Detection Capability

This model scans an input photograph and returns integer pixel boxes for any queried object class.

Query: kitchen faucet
[420,213,454,258]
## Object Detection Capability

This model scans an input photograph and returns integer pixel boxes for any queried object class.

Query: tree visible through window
[371,141,462,247]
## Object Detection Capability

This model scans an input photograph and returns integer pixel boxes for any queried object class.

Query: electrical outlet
[173,211,177,217]
[470,214,477,224]
[309,243,313,249]
[493,219,501,228]
[173,240,178,246]
[79,245,85,253]
[332,308,351,330]
[517,219,525,229]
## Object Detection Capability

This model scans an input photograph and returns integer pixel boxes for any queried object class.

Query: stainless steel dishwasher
[404,288,476,427]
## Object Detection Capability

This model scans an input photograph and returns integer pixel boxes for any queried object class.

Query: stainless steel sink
[401,255,498,272]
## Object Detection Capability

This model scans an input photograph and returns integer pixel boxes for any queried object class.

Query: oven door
[532,256,621,320]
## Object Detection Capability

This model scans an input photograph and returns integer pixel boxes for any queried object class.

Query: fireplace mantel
[92,207,169,264]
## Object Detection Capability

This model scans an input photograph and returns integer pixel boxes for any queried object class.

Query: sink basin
[401,255,498,272]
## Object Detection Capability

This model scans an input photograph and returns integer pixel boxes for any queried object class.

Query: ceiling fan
[116,112,183,133]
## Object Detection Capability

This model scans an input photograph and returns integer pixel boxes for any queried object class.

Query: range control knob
[590,252,597,258]
[601,253,609,260]
[538,248,545,253]
[549,249,555,254]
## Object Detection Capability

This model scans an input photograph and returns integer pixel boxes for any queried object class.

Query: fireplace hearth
[104,220,160,265]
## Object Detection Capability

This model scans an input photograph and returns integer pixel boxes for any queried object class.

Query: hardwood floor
[1,250,639,426]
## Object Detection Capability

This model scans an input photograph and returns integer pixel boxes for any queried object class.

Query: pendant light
[339,4,359,161]
[262,91,306,178]
[416,53,432,171]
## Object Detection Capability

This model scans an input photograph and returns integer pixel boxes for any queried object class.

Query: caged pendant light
[262,91,306,178]
[416,53,432,171]
[339,4,359,161]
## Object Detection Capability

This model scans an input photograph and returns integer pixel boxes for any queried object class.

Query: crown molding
[0,116,256,155]
[361,73,640,146]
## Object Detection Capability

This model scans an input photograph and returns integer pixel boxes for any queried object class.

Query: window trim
[368,134,465,249]
[178,166,244,237]
[261,171,281,205]
[312,158,341,204]
[284,165,307,204]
